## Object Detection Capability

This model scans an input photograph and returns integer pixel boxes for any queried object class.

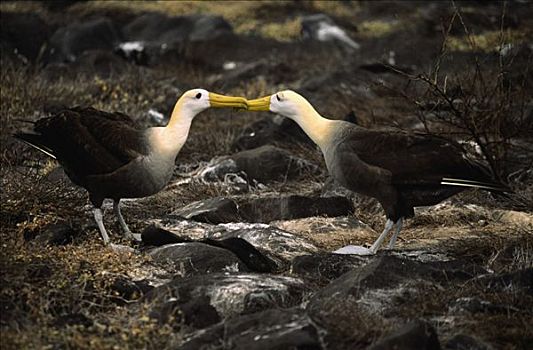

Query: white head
[155,89,246,156]
[246,90,333,149]
[247,90,316,121]
[174,88,248,118]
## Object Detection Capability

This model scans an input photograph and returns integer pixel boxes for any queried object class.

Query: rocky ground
[1,1,532,349]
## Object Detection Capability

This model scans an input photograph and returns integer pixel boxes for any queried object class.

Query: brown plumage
[247,90,510,254]
[15,89,247,247]
[327,127,499,222]
[18,107,150,202]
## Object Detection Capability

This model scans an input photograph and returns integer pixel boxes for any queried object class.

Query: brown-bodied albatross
[247,90,510,255]
[15,89,246,247]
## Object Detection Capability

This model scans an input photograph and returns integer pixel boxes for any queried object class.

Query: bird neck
[150,100,194,158]
[291,105,335,150]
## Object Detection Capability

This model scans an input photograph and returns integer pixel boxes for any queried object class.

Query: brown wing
[33,107,149,183]
[339,128,493,185]
[328,138,395,202]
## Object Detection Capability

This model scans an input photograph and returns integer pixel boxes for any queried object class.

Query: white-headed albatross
[247,90,510,255]
[15,89,247,247]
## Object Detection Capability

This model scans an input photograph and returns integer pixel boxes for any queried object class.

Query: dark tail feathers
[13,132,56,159]
[440,177,512,193]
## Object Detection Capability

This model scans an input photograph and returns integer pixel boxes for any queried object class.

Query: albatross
[247,90,510,255]
[15,89,246,247]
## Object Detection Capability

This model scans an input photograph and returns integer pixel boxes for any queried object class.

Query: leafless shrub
[392,2,532,187]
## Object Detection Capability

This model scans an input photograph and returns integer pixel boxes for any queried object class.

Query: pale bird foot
[109,243,136,254]
[333,245,374,255]
[122,230,142,242]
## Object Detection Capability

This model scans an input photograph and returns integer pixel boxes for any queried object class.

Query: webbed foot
[333,245,374,255]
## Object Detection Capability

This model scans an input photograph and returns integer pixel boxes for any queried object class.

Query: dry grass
[1,1,532,348]
[395,234,533,350]
[0,0,361,41]
[357,19,403,38]
[0,40,254,349]
[446,29,531,53]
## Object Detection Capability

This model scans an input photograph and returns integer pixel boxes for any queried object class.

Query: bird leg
[113,200,134,240]
[369,219,395,254]
[113,200,142,242]
[94,208,110,245]
[332,218,395,255]
[387,217,403,249]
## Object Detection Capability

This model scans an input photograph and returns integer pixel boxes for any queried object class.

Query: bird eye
[196,92,202,99]
[276,94,281,101]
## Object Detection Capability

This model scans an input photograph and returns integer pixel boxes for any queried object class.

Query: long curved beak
[247,95,271,111]
[208,92,248,109]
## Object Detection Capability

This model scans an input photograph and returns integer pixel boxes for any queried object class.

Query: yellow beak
[208,92,248,109]
[246,95,271,111]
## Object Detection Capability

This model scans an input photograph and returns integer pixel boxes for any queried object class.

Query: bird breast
[140,152,176,193]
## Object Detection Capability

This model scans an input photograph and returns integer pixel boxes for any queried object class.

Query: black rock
[170,197,240,224]
[148,294,220,329]
[169,194,352,225]
[445,334,492,350]
[178,33,281,69]
[195,157,241,182]
[45,18,121,64]
[368,321,441,350]
[30,223,77,246]
[152,219,318,266]
[291,253,369,283]
[239,195,354,223]
[44,49,130,78]
[208,224,317,267]
[110,276,153,304]
[178,295,221,329]
[120,13,232,66]
[297,67,380,114]
[141,225,190,246]
[308,255,423,308]
[307,254,489,338]
[204,237,278,273]
[449,297,520,314]
[230,145,319,183]
[145,273,307,325]
[231,116,312,151]
[210,60,298,89]
[142,225,277,273]
[309,255,486,306]
[193,158,249,193]
[209,60,266,87]
[148,242,249,275]
[195,146,318,188]
[180,308,321,350]
[123,13,232,45]
[189,15,233,41]
[0,12,50,63]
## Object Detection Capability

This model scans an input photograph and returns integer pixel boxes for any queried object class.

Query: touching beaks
[246,95,271,111]
[208,92,248,109]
